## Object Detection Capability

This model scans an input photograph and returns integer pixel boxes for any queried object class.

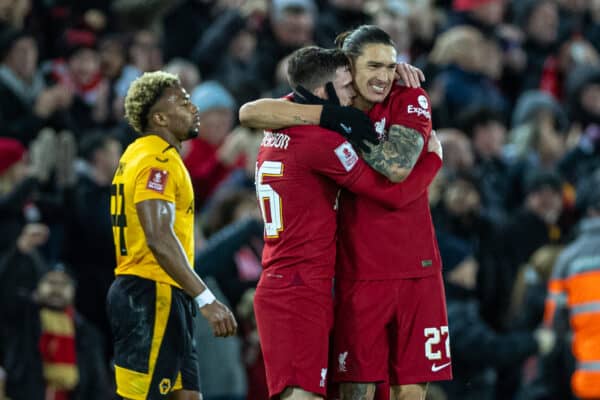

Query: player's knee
[390,383,428,400]
[280,386,324,400]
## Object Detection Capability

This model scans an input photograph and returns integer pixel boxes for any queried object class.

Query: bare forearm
[148,233,207,297]
[361,125,425,182]
[239,99,322,129]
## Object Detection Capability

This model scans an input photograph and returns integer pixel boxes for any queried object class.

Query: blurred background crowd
[0,0,599,399]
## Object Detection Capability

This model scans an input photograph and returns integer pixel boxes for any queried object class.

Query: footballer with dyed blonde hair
[108,71,237,400]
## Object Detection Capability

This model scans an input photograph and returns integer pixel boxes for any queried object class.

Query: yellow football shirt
[111,135,195,287]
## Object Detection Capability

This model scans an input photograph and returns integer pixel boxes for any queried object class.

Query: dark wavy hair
[334,25,396,61]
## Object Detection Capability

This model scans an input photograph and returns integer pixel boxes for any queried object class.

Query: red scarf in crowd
[39,306,79,400]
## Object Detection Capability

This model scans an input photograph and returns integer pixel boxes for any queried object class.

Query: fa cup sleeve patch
[334,141,359,172]
[146,168,169,194]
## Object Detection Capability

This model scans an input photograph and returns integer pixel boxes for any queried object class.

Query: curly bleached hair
[124,71,181,134]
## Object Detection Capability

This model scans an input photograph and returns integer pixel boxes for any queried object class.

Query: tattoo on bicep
[361,125,425,179]
[340,383,376,400]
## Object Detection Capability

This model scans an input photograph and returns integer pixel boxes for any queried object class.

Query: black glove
[320,105,379,153]
[293,85,379,153]
[293,83,339,106]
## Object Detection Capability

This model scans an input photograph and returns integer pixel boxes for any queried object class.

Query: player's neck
[353,96,373,112]
[143,129,182,153]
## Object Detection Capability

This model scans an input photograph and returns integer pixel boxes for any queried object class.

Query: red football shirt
[256,122,441,285]
[337,84,442,280]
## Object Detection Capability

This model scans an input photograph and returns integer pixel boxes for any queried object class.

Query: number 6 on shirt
[256,161,284,238]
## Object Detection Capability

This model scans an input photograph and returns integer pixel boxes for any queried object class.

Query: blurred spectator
[555,0,589,43]
[0,0,30,29]
[164,57,201,94]
[45,29,110,135]
[195,277,248,400]
[429,26,508,126]
[0,134,56,252]
[162,0,214,60]
[198,190,263,307]
[202,126,262,215]
[112,0,177,32]
[245,0,316,94]
[587,0,600,53]
[372,0,411,63]
[315,0,370,48]
[98,34,127,124]
[513,0,560,95]
[559,65,600,186]
[98,34,127,84]
[0,28,72,145]
[508,245,563,331]
[114,29,163,101]
[431,172,501,312]
[436,129,474,174]
[446,0,506,35]
[189,0,263,104]
[62,132,122,363]
[557,38,599,94]
[486,170,564,332]
[185,81,241,208]
[0,266,110,400]
[506,90,569,209]
[457,106,510,224]
[438,233,556,400]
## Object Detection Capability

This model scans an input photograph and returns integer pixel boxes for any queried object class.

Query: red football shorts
[332,273,452,385]
[254,273,334,398]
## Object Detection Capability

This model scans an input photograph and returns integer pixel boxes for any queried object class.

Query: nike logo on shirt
[431,362,451,372]
[340,123,352,134]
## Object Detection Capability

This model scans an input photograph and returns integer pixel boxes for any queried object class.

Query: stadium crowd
[0,0,599,399]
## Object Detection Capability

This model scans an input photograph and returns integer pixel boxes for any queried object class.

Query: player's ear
[151,111,169,127]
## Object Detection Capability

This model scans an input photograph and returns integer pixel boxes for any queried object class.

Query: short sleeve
[133,156,180,204]
[389,88,432,141]
[296,127,367,187]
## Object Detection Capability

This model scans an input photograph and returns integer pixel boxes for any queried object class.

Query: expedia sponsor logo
[407,104,431,119]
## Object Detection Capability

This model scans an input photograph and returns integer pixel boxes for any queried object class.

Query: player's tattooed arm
[340,383,376,400]
[239,98,321,130]
[360,124,425,182]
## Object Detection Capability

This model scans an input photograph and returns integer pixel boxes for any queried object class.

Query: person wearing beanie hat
[505,91,569,209]
[191,80,236,115]
[544,169,600,399]
[445,0,505,34]
[437,231,556,400]
[512,90,568,132]
[0,137,26,177]
[184,81,241,207]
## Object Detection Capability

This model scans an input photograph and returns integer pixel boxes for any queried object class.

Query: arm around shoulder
[239,98,322,130]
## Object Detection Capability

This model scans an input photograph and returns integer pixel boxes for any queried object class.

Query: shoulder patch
[146,168,169,193]
[334,141,359,172]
